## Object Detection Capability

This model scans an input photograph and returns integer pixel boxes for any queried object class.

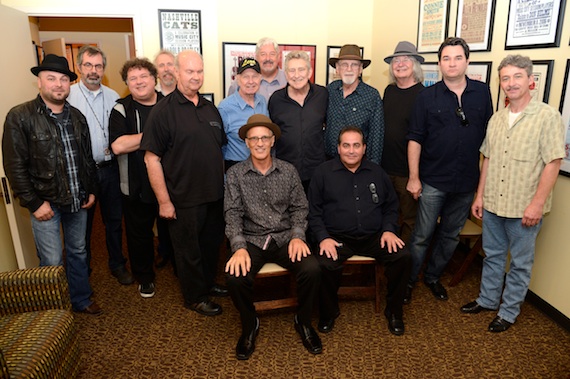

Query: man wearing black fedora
[2,54,102,314]
[224,114,322,359]
[325,44,384,165]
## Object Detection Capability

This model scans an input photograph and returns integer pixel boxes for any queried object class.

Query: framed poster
[222,42,256,97]
[279,44,316,84]
[326,45,364,85]
[558,60,570,177]
[505,0,566,49]
[496,60,553,111]
[417,0,450,53]
[456,0,496,52]
[158,10,202,54]
[201,93,214,104]
[467,61,492,84]
[421,62,440,87]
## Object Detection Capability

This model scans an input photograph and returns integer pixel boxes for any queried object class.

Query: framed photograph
[558,60,570,177]
[496,60,554,111]
[505,0,566,49]
[222,42,256,97]
[326,45,364,85]
[467,61,492,84]
[279,44,316,84]
[417,0,450,53]
[158,9,202,54]
[201,93,214,104]
[421,62,440,87]
[456,0,496,52]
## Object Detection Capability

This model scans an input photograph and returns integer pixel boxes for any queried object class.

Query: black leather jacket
[2,95,98,213]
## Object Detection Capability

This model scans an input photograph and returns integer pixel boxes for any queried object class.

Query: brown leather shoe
[78,302,103,315]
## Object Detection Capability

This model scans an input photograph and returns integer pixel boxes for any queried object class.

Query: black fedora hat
[31,54,78,81]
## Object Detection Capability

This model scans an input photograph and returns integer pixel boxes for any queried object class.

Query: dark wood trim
[526,290,570,331]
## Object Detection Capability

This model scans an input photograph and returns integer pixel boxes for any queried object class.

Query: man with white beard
[68,45,133,286]
[154,50,177,96]
[324,44,384,165]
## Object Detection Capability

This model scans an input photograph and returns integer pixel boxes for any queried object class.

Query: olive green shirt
[480,99,565,218]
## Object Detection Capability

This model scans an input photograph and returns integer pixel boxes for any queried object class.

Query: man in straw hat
[224,114,322,359]
[325,44,384,165]
[382,41,425,247]
[2,54,101,314]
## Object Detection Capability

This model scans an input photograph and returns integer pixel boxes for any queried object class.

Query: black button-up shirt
[308,158,399,242]
[407,77,493,193]
[268,83,328,182]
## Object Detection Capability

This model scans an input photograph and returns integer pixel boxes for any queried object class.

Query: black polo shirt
[140,89,225,208]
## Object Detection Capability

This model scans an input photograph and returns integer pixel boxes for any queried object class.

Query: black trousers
[122,196,157,285]
[168,199,224,305]
[316,233,411,319]
[226,240,321,334]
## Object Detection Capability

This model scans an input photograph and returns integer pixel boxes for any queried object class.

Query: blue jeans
[86,163,126,272]
[31,206,93,311]
[409,183,474,284]
[476,210,541,324]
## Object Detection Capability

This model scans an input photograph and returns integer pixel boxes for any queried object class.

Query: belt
[95,160,115,170]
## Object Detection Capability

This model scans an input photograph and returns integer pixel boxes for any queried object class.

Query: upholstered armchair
[0,266,80,378]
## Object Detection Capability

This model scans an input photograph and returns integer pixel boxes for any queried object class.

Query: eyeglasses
[246,135,273,143]
[392,57,411,64]
[369,183,379,204]
[82,62,104,71]
[338,62,361,70]
[455,107,469,126]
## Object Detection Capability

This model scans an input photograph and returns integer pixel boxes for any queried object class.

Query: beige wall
[1,0,569,317]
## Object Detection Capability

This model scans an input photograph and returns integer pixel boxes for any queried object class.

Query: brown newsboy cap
[31,54,78,81]
[238,114,281,141]
[328,44,371,69]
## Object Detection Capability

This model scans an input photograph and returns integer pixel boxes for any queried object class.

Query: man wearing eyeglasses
[227,37,287,101]
[225,114,322,359]
[325,44,384,165]
[68,45,133,286]
[308,126,411,336]
[405,37,493,303]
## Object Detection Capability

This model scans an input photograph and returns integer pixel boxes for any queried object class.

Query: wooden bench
[449,218,483,286]
[253,255,382,313]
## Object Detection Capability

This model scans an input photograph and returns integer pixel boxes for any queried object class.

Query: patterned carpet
[75,215,570,378]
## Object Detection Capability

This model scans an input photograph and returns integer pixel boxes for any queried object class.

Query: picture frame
[420,62,440,87]
[279,44,316,84]
[455,0,496,52]
[558,59,570,177]
[158,9,202,54]
[496,60,553,111]
[466,61,492,84]
[417,0,450,53]
[222,42,256,98]
[505,0,566,49]
[326,45,364,85]
[201,92,214,104]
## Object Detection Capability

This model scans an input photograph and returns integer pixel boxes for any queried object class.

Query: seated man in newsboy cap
[224,114,322,360]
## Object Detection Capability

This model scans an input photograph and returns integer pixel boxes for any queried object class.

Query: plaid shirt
[48,103,81,212]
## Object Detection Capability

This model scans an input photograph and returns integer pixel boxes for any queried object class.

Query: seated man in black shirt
[308,126,411,335]
[225,114,322,360]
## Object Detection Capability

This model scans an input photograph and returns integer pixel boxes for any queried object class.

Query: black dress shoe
[209,284,229,297]
[460,301,494,314]
[186,300,222,316]
[76,302,103,315]
[236,318,260,360]
[403,284,413,305]
[425,280,448,300]
[318,311,340,333]
[384,311,404,336]
[294,316,322,354]
[488,316,512,333]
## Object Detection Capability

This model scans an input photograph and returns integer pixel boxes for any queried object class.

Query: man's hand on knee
[319,238,341,261]
[288,238,311,262]
[225,248,251,277]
